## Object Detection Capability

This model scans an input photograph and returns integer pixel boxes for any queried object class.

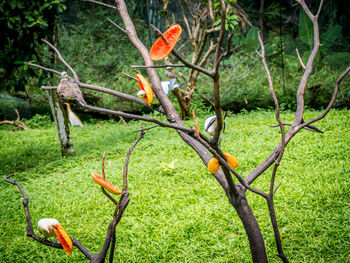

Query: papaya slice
[91,172,121,195]
[223,152,239,169]
[53,224,73,255]
[136,74,153,106]
[150,24,182,61]
[208,158,220,174]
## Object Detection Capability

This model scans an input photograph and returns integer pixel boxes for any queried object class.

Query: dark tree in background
[0,0,66,93]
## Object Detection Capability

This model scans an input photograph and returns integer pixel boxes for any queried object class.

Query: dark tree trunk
[48,90,76,157]
[172,88,192,119]
[230,188,268,263]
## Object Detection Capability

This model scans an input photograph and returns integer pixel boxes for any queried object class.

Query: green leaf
[246,26,259,41]
[320,24,342,51]
[40,20,48,27]
[213,19,221,27]
[9,0,16,9]
[298,9,313,46]
[244,26,259,52]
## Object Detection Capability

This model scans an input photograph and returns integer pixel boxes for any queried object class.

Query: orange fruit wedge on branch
[150,24,182,61]
[223,152,239,169]
[208,158,220,174]
[91,172,121,195]
[53,224,73,255]
[207,153,239,174]
[136,74,153,106]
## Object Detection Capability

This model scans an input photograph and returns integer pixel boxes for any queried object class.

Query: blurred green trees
[1,0,349,120]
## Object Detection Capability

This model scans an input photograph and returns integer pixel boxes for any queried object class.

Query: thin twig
[81,0,116,10]
[131,64,186,68]
[273,182,282,197]
[107,17,128,34]
[123,131,145,192]
[296,48,306,70]
[41,39,79,82]
[122,72,138,81]
[269,123,323,133]
[132,125,159,133]
[119,116,127,126]
[211,0,227,148]
[24,62,61,75]
[171,48,214,77]
[293,0,322,127]
[0,110,29,131]
[83,104,204,137]
[300,65,350,129]
[212,0,228,75]
[150,24,170,47]
[101,188,118,206]
[257,30,288,262]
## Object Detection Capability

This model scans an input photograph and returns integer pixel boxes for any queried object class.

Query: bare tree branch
[269,123,324,133]
[171,49,214,77]
[300,65,350,128]
[296,48,306,70]
[292,0,322,127]
[107,17,128,34]
[178,0,193,43]
[81,0,116,10]
[83,104,210,139]
[121,72,138,81]
[123,131,145,192]
[25,61,149,106]
[0,109,29,131]
[41,39,79,82]
[131,64,186,68]
[24,62,61,75]
[211,0,227,148]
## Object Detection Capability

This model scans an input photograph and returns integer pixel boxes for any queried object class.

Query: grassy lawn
[0,109,349,262]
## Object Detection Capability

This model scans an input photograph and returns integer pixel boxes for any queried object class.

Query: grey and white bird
[160,78,184,96]
[136,78,184,105]
[57,71,87,106]
[204,115,226,145]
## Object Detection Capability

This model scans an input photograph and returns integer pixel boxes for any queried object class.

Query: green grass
[0,109,349,262]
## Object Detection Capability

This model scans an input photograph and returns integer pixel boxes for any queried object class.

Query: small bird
[137,78,184,105]
[204,115,226,145]
[65,103,83,127]
[38,218,73,254]
[57,72,87,107]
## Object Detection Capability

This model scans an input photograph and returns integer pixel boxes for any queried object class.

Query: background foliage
[1,0,349,121]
